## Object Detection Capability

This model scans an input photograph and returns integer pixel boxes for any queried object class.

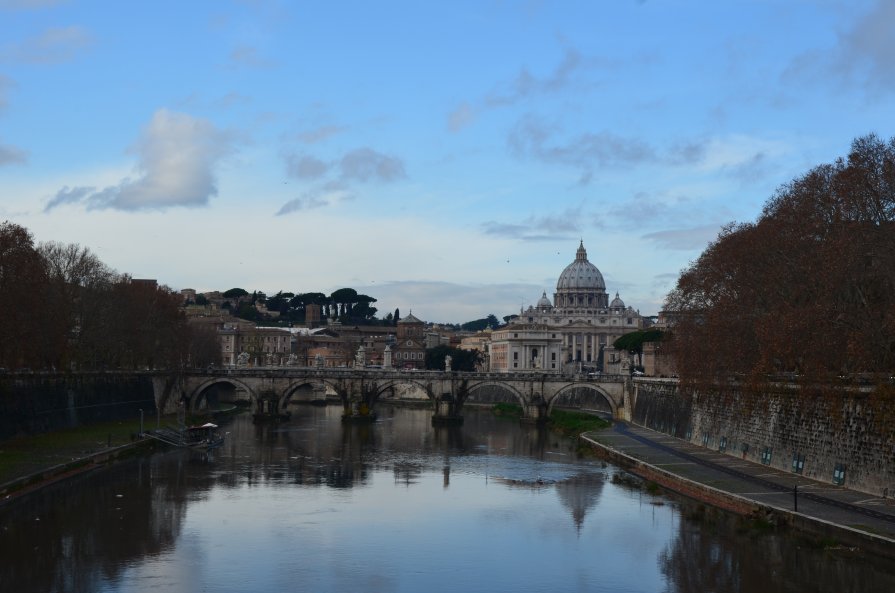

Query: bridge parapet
[176,368,631,421]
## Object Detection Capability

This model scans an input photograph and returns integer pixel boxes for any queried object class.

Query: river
[1,405,893,593]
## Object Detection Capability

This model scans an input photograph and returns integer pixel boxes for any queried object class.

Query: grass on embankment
[0,417,147,485]
[492,403,610,437]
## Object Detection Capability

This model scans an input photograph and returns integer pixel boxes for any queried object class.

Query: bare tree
[666,134,895,386]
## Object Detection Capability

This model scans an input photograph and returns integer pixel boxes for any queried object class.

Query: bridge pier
[520,402,548,425]
[432,393,464,426]
[342,399,377,422]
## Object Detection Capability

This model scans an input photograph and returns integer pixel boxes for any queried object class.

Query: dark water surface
[2,406,893,593]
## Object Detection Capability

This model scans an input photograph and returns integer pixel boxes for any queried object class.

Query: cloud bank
[45,109,233,211]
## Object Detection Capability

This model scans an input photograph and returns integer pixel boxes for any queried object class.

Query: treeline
[665,134,895,385]
[209,287,386,326]
[0,222,219,371]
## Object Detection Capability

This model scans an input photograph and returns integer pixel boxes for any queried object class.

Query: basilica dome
[556,241,605,291]
[610,292,625,309]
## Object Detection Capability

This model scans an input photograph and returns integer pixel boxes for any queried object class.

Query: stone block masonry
[632,380,895,497]
[0,372,156,440]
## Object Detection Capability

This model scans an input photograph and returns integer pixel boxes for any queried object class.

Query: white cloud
[0,74,13,112]
[0,142,27,166]
[642,224,722,251]
[228,45,274,69]
[285,153,330,180]
[293,124,346,144]
[339,148,406,182]
[1,25,92,64]
[0,0,66,9]
[836,0,895,92]
[45,109,234,211]
[507,114,655,183]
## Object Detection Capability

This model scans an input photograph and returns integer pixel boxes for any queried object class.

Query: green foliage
[424,344,483,371]
[613,329,664,354]
[492,403,523,418]
[234,302,261,322]
[548,409,611,437]
[461,314,499,332]
[222,288,248,298]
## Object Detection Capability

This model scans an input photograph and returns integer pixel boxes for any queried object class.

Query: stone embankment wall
[631,379,895,497]
[0,372,156,440]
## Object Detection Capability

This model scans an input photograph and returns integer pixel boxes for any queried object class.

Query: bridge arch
[281,379,327,409]
[464,380,526,407]
[188,377,257,411]
[547,383,616,417]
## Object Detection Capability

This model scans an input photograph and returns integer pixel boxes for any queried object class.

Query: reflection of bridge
[154,368,632,424]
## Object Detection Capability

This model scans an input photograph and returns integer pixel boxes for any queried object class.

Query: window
[761,447,772,465]
[702,434,710,447]
[513,352,518,360]
[719,436,727,452]
[551,353,556,360]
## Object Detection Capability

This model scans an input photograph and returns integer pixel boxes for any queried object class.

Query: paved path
[584,422,895,542]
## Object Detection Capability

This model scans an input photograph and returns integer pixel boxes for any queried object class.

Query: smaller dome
[609,292,625,309]
[537,291,552,309]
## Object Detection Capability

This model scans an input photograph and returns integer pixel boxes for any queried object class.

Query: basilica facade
[490,241,643,373]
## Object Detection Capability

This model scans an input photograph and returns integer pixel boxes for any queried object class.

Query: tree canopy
[0,221,212,371]
[613,329,664,355]
[424,345,483,372]
[665,134,895,385]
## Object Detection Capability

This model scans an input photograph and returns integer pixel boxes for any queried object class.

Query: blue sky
[2,0,893,323]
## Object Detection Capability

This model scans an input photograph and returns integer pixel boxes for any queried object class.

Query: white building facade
[491,241,643,373]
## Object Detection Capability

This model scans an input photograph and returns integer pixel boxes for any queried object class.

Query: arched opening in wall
[466,384,521,407]
[286,383,318,407]
[551,387,613,416]
[194,381,249,411]
[375,385,402,401]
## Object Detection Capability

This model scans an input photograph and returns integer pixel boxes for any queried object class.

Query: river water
[1,406,894,593]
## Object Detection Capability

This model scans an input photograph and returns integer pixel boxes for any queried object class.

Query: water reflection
[1,406,894,593]
[660,507,895,593]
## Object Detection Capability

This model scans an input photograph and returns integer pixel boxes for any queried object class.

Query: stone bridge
[154,368,633,424]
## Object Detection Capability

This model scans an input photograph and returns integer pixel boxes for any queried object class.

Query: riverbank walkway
[583,422,895,547]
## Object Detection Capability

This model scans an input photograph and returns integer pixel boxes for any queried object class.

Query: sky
[2,0,894,324]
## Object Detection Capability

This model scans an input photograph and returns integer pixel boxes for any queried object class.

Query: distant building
[496,241,644,373]
[393,312,427,369]
[490,323,563,372]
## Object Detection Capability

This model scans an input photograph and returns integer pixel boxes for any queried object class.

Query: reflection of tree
[0,454,199,593]
[393,462,422,486]
[554,473,604,531]
[659,509,895,593]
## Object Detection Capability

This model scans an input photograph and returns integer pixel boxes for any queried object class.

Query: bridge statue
[236,352,249,367]
[355,345,366,368]
[286,353,297,366]
[444,355,452,372]
[315,353,324,368]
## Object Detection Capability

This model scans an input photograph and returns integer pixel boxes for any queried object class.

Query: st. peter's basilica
[490,241,643,372]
